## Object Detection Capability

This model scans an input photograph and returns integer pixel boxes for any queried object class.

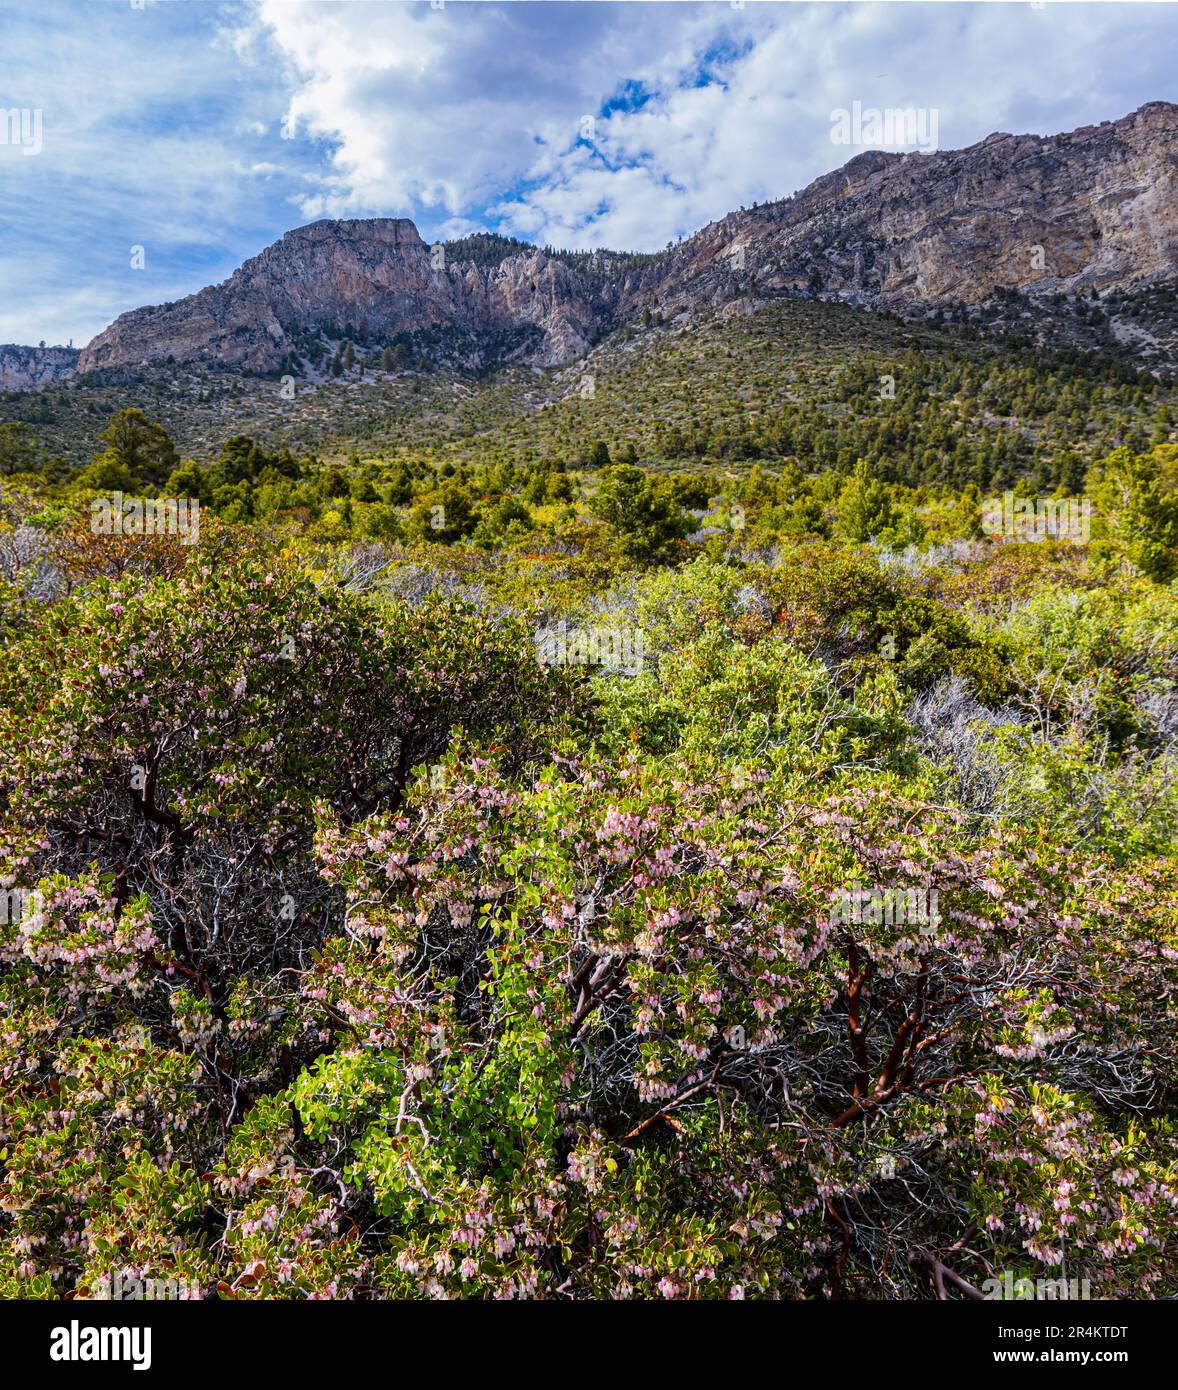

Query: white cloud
[245,0,1178,252]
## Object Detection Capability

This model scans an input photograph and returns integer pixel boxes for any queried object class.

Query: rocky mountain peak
[49,100,1178,383]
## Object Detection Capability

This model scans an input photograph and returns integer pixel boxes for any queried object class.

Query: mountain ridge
[5,100,1175,391]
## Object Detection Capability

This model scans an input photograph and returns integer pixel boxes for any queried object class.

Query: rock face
[0,344,79,392]
[628,100,1178,321]
[61,100,1178,379]
[78,219,614,375]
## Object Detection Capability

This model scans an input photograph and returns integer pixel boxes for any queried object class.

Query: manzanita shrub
[0,532,1174,1299]
[289,745,1175,1299]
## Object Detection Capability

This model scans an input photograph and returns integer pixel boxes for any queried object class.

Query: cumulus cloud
[246,0,1178,251]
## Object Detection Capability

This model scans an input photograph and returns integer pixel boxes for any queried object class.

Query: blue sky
[1,0,1176,348]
